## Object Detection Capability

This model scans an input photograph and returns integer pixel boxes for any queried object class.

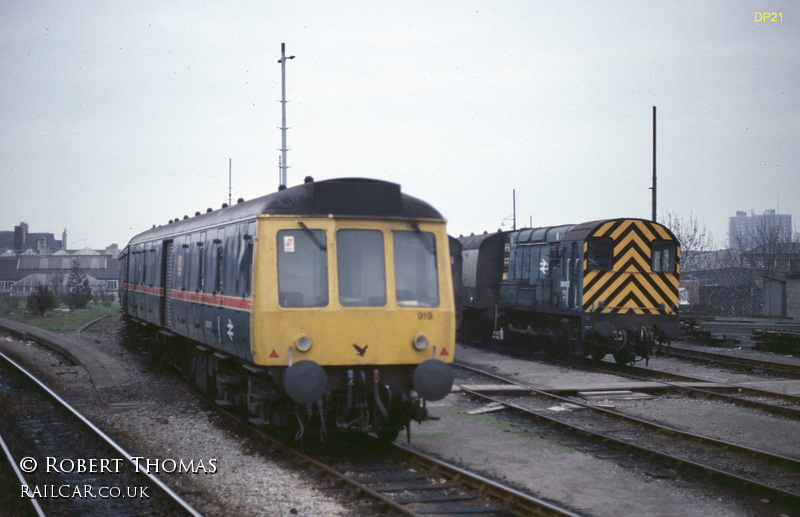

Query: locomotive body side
[464,219,679,363]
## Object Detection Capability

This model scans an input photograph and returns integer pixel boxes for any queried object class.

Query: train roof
[512,218,678,245]
[457,231,509,250]
[125,177,444,247]
[561,218,678,242]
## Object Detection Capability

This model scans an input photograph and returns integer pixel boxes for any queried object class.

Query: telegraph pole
[278,42,295,190]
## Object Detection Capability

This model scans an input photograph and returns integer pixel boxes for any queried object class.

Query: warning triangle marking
[439,347,449,357]
[269,349,279,358]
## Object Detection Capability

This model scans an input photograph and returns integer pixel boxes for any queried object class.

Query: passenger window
[586,237,614,271]
[394,231,439,307]
[337,230,386,307]
[197,244,205,292]
[652,241,677,272]
[214,244,224,294]
[243,240,254,296]
[181,245,191,291]
[277,228,328,307]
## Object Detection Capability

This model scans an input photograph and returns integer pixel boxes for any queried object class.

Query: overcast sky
[1,1,798,250]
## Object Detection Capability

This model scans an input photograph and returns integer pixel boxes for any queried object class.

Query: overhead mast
[651,106,657,222]
[277,42,295,190]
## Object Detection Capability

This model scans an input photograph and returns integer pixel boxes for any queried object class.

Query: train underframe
[467,307,675,366]
[125,317,431,444]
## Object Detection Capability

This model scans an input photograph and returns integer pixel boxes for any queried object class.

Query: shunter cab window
[394,230,439,307]
[586,237,614,271]
[337,230,386,307]
[277,228,328,307]
[652,241,677,272]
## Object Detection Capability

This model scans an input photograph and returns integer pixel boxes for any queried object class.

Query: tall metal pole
[278,43,295,190]
[228,158,232,205]
[652,106,657,222]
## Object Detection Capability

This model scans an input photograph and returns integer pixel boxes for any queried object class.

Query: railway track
[579,359,800,420]
[468,337,800,420]
[179,371,580,516]
[279,435,581,517]
[453,360,800,514]
[0,350,202,517]
[113,320,579,516]
[663,343,800,378]
[4,318,583,516]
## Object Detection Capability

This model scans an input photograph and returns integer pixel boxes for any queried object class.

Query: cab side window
[652,241,677,272]
[586,237,614,271]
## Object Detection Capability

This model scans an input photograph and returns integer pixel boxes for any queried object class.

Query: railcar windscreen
[277,229,328,307]
[336,229,387,307]
[394,231,439,307]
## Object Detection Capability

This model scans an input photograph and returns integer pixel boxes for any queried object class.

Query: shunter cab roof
[560,218,679,242]
[125,178,444,247]
[505,218,678,245]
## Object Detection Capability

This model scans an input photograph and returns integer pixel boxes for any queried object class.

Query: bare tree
[704,249,760,315]
[705,215,798,315]
[661,211,715,273]
[731,216,796,276]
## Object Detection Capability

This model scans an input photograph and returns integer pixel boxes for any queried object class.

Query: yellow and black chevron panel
[582,219,679,315]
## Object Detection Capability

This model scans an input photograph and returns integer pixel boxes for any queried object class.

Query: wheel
[591,350,606,362]
[613,347,633,366]
[376,424,403,444]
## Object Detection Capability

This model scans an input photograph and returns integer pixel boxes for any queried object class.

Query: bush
[66,261,93,310]
[27,285,57,316]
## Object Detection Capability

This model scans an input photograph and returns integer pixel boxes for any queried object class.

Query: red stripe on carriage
[122,284,251,312]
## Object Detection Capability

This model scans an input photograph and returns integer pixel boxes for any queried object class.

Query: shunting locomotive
[460,218,680,364]
[120,177,455,442]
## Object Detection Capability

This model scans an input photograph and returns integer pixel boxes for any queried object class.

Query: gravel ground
[408,342,799,517]
[3,317,799,517]
[0,317,355,517]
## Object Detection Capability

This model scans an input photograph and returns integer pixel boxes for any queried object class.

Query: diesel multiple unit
[120,178,455,442]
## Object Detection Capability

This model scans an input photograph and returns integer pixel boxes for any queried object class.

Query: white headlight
[413,334,429,351]
[296,336,311,352]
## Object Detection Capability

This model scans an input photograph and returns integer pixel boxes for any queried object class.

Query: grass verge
[1,301,120,332]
